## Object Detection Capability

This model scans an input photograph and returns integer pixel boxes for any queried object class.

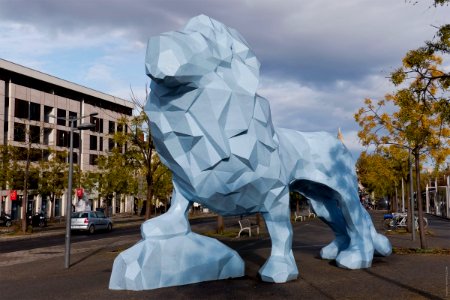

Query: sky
[0,0,449,158]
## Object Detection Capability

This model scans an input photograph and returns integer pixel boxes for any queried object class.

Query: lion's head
[145,14,260,95]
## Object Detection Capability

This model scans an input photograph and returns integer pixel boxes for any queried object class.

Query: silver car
[71,211,113,234]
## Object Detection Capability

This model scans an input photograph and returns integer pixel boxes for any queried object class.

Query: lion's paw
[320,237,350,260]
[373,234,392,257]
[141,213,190,240]
[258,254,298,283]
[335,246,373,269]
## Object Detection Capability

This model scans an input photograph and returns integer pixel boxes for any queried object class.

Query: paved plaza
[0,211,449,299]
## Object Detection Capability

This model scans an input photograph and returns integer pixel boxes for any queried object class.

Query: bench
[294,209,316,222]
[237,219,259,237]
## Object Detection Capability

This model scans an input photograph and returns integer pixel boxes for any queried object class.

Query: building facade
[0,59,135,219]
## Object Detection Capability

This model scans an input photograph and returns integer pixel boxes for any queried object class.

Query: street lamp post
[53,112,97,269]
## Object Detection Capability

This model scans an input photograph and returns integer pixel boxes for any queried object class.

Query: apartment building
[0,59,135,219]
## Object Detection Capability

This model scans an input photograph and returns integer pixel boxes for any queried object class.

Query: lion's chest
[177,133,285,215]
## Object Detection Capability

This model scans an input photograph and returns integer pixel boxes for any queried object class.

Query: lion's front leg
[259,187,298,283]
[141,183,192,239]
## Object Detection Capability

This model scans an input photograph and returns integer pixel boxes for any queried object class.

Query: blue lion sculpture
[110,14,391,290]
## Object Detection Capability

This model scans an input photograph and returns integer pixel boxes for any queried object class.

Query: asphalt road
[0,215,239,253]
[0,212,449,299]
[0,226,140,253]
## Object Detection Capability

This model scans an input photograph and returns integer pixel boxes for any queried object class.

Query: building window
[90,116,97,132]
[56,130,69,147]
[57,109,66,126]
[29,170,39,188]
[89,154,98,165]
[90,117,103,133]
[42,149,50,161]
[108,138,115,151]
[30,125,40,144]
[30,149,42,162]
[44,106,53,123]
[117,123,123,132]
[72,152,78,165]
[99,136,103,151]
[73,132,80,149]
[13,123,26,142]
[90,135,97,151]
[30,102,41,121]
[109,121,115,134]
[15,99,29,119]
[69,111,77,128]
[43,128,52,145]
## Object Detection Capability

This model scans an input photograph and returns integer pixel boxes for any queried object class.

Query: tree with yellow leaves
[356,147,409,211]
[355,52,450,249]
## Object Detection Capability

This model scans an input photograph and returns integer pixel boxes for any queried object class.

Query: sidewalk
[0,211,449,299]
[371,210,450,251]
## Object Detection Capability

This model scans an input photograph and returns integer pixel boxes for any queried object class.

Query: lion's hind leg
[306,197,350,260]
[292,181,350,260]
[331,190,378,269]
[292,180,379,269]
[259,187,298,283]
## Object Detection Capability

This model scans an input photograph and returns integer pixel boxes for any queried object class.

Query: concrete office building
[0,59,135,219]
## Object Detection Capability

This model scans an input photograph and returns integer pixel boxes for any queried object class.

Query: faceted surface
[110,14,391,291]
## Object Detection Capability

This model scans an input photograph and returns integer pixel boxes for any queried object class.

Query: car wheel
[88,225,95,234]
[5,220,11,227]
[107,223,112,232]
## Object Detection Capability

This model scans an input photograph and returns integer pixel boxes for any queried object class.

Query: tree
[112,87,172,220]
[151,160,172,213]
[7,125,39,232]
[97,146,138,215]
[37,150,68,219]
[402,1,450,117]
[355,53,450,248]
[356,147,409,211]
[357,151,397,201]
[433,0,450,5]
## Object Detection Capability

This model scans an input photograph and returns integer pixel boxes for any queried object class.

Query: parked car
[0,212,12,227]
[71,211,113,234]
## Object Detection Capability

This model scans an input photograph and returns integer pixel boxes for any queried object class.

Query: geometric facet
[110,14,391,291]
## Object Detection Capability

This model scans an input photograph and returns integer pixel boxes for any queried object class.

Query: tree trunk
[217,215,224,234]
[145,173,153,220]
[256,213,262,228]
[393,186,398,212]
[414,152,427,249]
[407,155,414,233]
[21,146,31,233]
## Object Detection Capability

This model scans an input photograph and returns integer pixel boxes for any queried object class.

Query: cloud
[1,0,449,159]
[260,74,393,127]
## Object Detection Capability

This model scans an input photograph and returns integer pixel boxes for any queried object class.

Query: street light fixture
[51,112,97,268]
